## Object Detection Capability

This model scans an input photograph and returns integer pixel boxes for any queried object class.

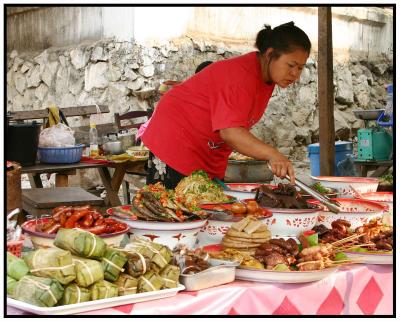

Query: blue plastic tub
[38,144,84,164]
[307,141,353,176]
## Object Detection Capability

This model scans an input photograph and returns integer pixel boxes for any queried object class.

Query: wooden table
[354,160,393,177]
[21,160,147,207]
[22,187,104,217]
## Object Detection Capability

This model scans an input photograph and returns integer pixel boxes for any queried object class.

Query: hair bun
[263,24,272,31]
[277,21,295,28]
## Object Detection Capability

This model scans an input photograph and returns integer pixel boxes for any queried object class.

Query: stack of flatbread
[221,216,271,256]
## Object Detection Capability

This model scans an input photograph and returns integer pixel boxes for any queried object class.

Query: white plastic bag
[38,123,76,147]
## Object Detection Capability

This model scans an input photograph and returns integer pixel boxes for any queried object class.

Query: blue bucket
[307,141,353,176]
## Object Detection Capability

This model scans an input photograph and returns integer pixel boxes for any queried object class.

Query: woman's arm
[219,127,295,183]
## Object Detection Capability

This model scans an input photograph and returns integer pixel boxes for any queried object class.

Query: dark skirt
[146,152,186,189]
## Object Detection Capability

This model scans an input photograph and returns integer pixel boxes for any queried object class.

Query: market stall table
[354,160,393,177]
[21,159,147,207]
[6,264,392,316]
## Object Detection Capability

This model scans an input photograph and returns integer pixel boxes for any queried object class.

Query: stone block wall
[7,37,393,165]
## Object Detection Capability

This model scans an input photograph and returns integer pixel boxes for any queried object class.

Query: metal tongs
[267,164,342,213]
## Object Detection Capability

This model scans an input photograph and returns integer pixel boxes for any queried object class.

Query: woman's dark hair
[255,21,311,57]
[195,60,213,74]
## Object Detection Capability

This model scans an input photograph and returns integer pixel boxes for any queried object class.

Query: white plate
[344,251,393,265]
[7,284,185,315]
[235,266,338,283]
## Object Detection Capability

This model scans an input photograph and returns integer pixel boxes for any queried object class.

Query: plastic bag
[38,123,76,147]
[136,118,151,141]
[337,154,358,177]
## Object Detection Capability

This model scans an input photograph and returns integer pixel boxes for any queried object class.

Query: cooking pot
[224,160,273,183]
[103,141,123,155]
[102,133,123,155]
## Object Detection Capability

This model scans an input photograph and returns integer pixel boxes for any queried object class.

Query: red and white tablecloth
[7,264,392,316]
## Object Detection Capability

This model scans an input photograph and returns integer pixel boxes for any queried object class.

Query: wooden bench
[8,104,118,145]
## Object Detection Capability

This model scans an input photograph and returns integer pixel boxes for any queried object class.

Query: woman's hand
[269,152,295,184]
[219,127,296,183]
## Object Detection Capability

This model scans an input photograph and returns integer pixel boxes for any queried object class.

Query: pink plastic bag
[136,118,151,141]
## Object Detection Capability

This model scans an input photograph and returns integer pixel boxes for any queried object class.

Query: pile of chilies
[37,205,127,235]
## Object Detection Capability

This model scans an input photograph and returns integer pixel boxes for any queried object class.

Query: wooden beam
[9,105,109,121]
[318,7,335,176]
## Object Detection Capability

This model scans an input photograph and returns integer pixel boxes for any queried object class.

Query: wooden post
[318,7,335,175]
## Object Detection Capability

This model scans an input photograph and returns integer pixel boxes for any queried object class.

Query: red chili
[52,206,67,215]
[53,207,72,222]
[104,224,116,234]
[114,223,127,232]
[64,210,91,229]
[303,230,316,237]
[41,219,56,232]
[95,217,105,226]
[60,213,68,226]
[44,223,62,234]
[104,218,117,224]
[91,211,102,220]
[81,214,94,228]
[72,205,92,212]
[82,224,106,235]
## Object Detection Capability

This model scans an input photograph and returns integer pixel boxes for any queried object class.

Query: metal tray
[180,261,239,291]
[7,284,185,315]
[353,109,385,120]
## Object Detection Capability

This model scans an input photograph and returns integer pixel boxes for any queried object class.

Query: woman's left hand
[268,152,295,184]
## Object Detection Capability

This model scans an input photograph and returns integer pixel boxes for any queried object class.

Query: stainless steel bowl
[103,141,123,155]
[353,109,385,120]
[224,160,273,183]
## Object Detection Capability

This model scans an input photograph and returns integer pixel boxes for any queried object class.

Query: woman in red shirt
[142,22,311,188]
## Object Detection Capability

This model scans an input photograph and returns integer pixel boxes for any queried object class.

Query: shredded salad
[175,170,231,204]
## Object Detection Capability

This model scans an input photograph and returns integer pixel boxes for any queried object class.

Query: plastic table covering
[6,264,392,316]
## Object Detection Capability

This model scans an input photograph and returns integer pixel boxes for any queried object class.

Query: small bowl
[357,192,393,226]
[308,198,387,229]
[258,204,321,241]
[21,218,129,249]
[311,176,379,198]
[126,146,149,160]
[224,183,261,200]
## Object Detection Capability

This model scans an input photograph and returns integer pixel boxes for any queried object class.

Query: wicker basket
[6,162,22,213]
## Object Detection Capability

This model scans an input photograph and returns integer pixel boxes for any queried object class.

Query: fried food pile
[355,219,393,251]
[254,238,298,269]
[133,183,206,222]
[209,248,264,269]
[221,216,271,255]
[313,219,351,243]
[217,216,340,271]
[314,218,393,252]
[297,244,335,271]
[255,183,309,209]
[173,245,210,274]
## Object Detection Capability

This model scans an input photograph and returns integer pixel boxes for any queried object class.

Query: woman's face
[264,48,309,88]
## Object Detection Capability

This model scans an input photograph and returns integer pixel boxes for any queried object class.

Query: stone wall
[7,37,393,166]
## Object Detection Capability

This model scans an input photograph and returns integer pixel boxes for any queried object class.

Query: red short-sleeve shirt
[142,51,275,179]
